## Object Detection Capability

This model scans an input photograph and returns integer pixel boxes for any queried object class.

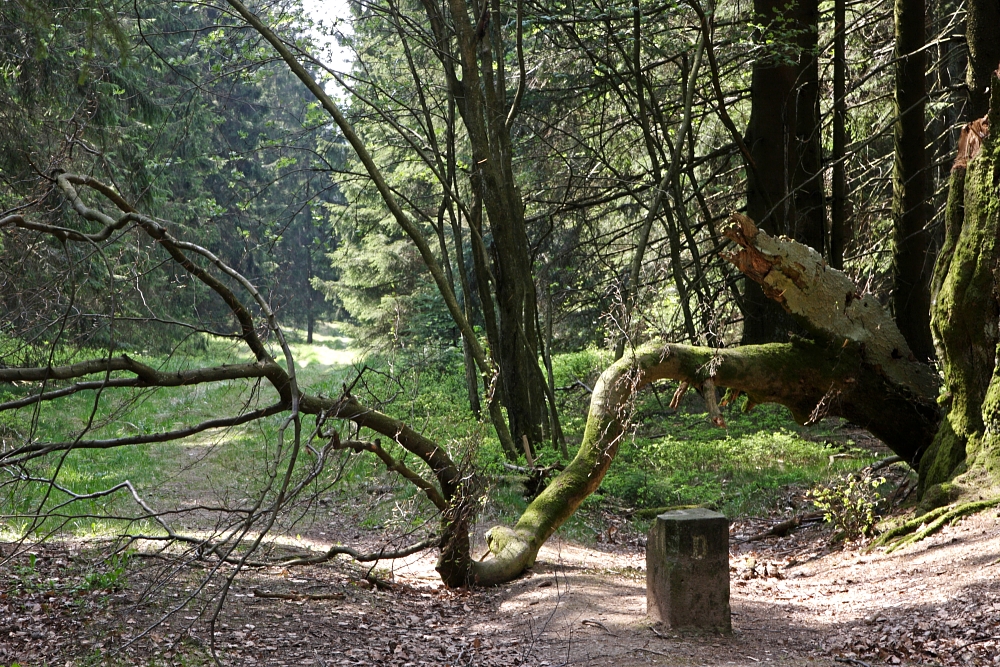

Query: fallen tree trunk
[0,171,944,588]
[461,214,940,586]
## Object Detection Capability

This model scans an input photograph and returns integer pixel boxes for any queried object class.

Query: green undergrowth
[2,335,880,545]
[596,401,876,519]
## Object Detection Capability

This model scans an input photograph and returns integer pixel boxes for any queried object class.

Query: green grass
[1,334,880,544]
[598,402,876,518]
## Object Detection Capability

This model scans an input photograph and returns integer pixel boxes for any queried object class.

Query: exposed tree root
[870,498,1000,553]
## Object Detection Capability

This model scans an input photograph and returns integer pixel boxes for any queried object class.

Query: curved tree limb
[466,213,942,586]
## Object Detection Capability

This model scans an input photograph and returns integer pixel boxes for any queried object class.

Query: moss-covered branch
[466,333,939,585]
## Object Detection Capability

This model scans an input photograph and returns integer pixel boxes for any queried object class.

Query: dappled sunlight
[457,515,1000,666]
[288,341,357,368]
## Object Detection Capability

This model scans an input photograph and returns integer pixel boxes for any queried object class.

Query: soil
[3,505,999,667]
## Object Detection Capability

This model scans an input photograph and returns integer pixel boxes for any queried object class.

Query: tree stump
[646,508,731,632]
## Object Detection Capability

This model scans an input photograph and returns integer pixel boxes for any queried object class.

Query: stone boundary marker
[646,508,731,632]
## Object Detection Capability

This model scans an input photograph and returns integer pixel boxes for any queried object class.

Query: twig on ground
[834,657,873,667]
[634,647,671,657]
[581,619,617,636]
[251,588,345,601]
[954,636,1000,652]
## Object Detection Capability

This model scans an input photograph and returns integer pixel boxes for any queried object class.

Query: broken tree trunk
[917,69,1000,507]
[465,213,940,586]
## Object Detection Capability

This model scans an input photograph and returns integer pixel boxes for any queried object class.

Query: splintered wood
[720,212,938,400]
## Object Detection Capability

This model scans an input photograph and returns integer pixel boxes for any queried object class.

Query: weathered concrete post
[646,508,731,632]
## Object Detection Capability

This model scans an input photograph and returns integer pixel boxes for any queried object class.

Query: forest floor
[3,504,1000,667]
[4,330,1000,666]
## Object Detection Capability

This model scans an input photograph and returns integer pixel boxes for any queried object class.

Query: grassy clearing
[2,333,881,544]
[600,405,875,518]
[541,349,879,520]
[0,324,361,537]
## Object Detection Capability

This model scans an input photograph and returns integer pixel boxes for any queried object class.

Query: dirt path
[487,509,1000,666]
[5,507,998,666]
[4,330,1000,665]
[360,509,1000,667]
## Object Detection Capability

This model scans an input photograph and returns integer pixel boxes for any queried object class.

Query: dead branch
[251,588,345,601]
[748,512,824,541]
[275,535,440,567]
[330,437,447,510]
[0,404,286,465]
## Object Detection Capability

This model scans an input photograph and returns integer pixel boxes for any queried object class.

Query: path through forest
[4,497,1000,666]
[3,330,1000,665]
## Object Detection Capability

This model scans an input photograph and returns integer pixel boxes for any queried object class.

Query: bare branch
[331,436,447,510]
[1,403,286,465]
[275,535,440,567]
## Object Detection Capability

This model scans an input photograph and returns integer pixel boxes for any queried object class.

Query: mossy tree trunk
[917,72,1000,505]
[455,214,942,586]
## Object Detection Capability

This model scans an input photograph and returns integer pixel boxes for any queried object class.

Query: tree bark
[918,76,1000,502]
[965,0,1000,118]
[443,0,550,450]
[891,0,935,361]
[742,0,825,344]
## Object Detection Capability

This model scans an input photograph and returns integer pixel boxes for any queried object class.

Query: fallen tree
[0,167,954,587]
[445,212,946,585]
[2,64,998,592]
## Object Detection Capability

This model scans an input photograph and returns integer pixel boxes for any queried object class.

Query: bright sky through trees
[300,0,354,95]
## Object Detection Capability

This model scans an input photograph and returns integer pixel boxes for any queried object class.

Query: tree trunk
[891,0,935,361]
[917,76,1000,504]
[965,0,1000,118]
[465,214,941,585]
[742,0,825,344]
[446,0,550,451]
[830,0,847,270]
